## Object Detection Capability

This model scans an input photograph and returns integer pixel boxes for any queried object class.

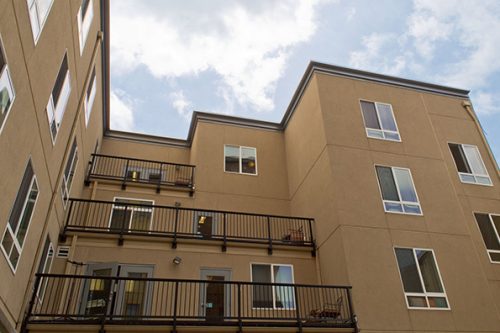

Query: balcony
[85,154,195,195]
[62,199,316,255]
[25,274,356,332]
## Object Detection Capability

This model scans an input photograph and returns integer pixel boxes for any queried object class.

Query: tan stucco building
[1,1,499,333]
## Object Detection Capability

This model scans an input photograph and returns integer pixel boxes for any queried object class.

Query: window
[375,166,422,215]
[448,143,491,185]
[84,67,96,126]
[473,213,500,263]
[224,145,257,175]
[109,198,154,232]
[1,160,39,271]
[77,0,94,54]
[61,138,78,208]
[251,264,295,309]
[27,0,54,43]
[46,53,71,143]
[394,248,448,309]
[36,237,54,301]
[0,36,15,134]
[360,100,400,141]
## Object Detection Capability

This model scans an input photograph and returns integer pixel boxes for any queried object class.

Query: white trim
[26,0,55,44]
[359,99,401,142]
[447,142,492,186]
[61,139,78,209]
[1,170,39,273]
[0,34,16,136]
[472,212,500,264]
[393,247,450,310]
[77,0,94,55]
[374,165,423,216]
[223,145,258,176]
[249,262,295,310]
[108,197,155,232]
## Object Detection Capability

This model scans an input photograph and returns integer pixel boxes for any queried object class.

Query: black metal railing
[85,154,195,194]
[62,199,316,254]
[25,274,356,331]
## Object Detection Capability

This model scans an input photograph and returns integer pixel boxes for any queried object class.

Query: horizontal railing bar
[33,273,351,289]
[67,198,314,221]
[91,153,196,168]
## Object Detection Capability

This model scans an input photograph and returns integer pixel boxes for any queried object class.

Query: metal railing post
[222,212,227,252]
[85,154,96,186]
[172,281,179,333]
[308,219,316,257]
[20,274,43,333]
[267,217,273,255]
[157,162,163,193]
[189,166,195,197]
[294,285,302,333]
[172,207,179,249]
[237,283,243,333]
[347,287,357,330]
[118,203,127,246]
[122,159,129,190]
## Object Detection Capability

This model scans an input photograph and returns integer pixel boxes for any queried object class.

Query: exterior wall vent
[56,246,70,258]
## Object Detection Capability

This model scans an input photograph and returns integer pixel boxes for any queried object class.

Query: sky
[110,0,500,165]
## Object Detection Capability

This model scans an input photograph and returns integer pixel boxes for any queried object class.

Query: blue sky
[110,0,500,165]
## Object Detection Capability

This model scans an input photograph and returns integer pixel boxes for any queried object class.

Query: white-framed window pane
[393,168,418,203]
[395,248,423,293]
[415,249,444,293]
[16,180,38,246]
[1,36,15,132]
[361,101,380,129]
[273,265,294,308]
[224,145,240,173]
[85,68,97,125]
[252,264,273,308]
[241,147,256,174]
[463,145,487,175]
[376,103,397,132]
[110,199,153,231]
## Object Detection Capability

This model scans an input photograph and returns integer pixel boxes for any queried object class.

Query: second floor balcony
[62,199,317,255]
[85,154,196,195]
[25,274,356,333]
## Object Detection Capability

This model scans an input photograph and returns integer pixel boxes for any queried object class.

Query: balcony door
[194,212,217,238]
[81,263,153,318]
[200,269,231,322]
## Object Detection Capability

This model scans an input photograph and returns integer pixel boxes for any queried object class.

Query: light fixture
[173,256,182,265]
[198,216,206,224]
[174,202,181,207]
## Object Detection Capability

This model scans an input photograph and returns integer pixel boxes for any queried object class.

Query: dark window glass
[87,68,96,97]
[9,161,35,231]
[0,45,5,70]
[224,146,240,173]
[82,0,91,17]
[52,54,68,105]
[241,147,256,174]
[395,248,423,293]
[376,166,399,201]
[64,139,77,180]
[474,213,500,251]
[252,264,273,308]
[361,101,380,129]
[449,143,471,173]
[415,250,443,293]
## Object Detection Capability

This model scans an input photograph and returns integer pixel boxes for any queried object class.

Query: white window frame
[449,142,492,186]
[36,239,54,302]
[394,247,449,310]
[77,0,94,54]
[1,162,39,273]
[27,0,55,44]
[61,139,78,209]
[224,145,258,175]
[84,67,97,126]
[0,34,16,135]
[250,263,295,310]
[47,52,71,144]
[473,212,500,264]
[359,99,401,142]
[375,165,422,216]
[108,197,155,232]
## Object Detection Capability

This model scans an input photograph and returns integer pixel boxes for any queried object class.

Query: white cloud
[111,0,332,112]
[169,90,192,120]
[349,33,407,75]
[471,91,500,115]
[110,90,135,131]
[346,7,356,22]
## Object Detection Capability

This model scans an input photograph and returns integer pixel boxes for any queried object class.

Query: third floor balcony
[61,199,317,255]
